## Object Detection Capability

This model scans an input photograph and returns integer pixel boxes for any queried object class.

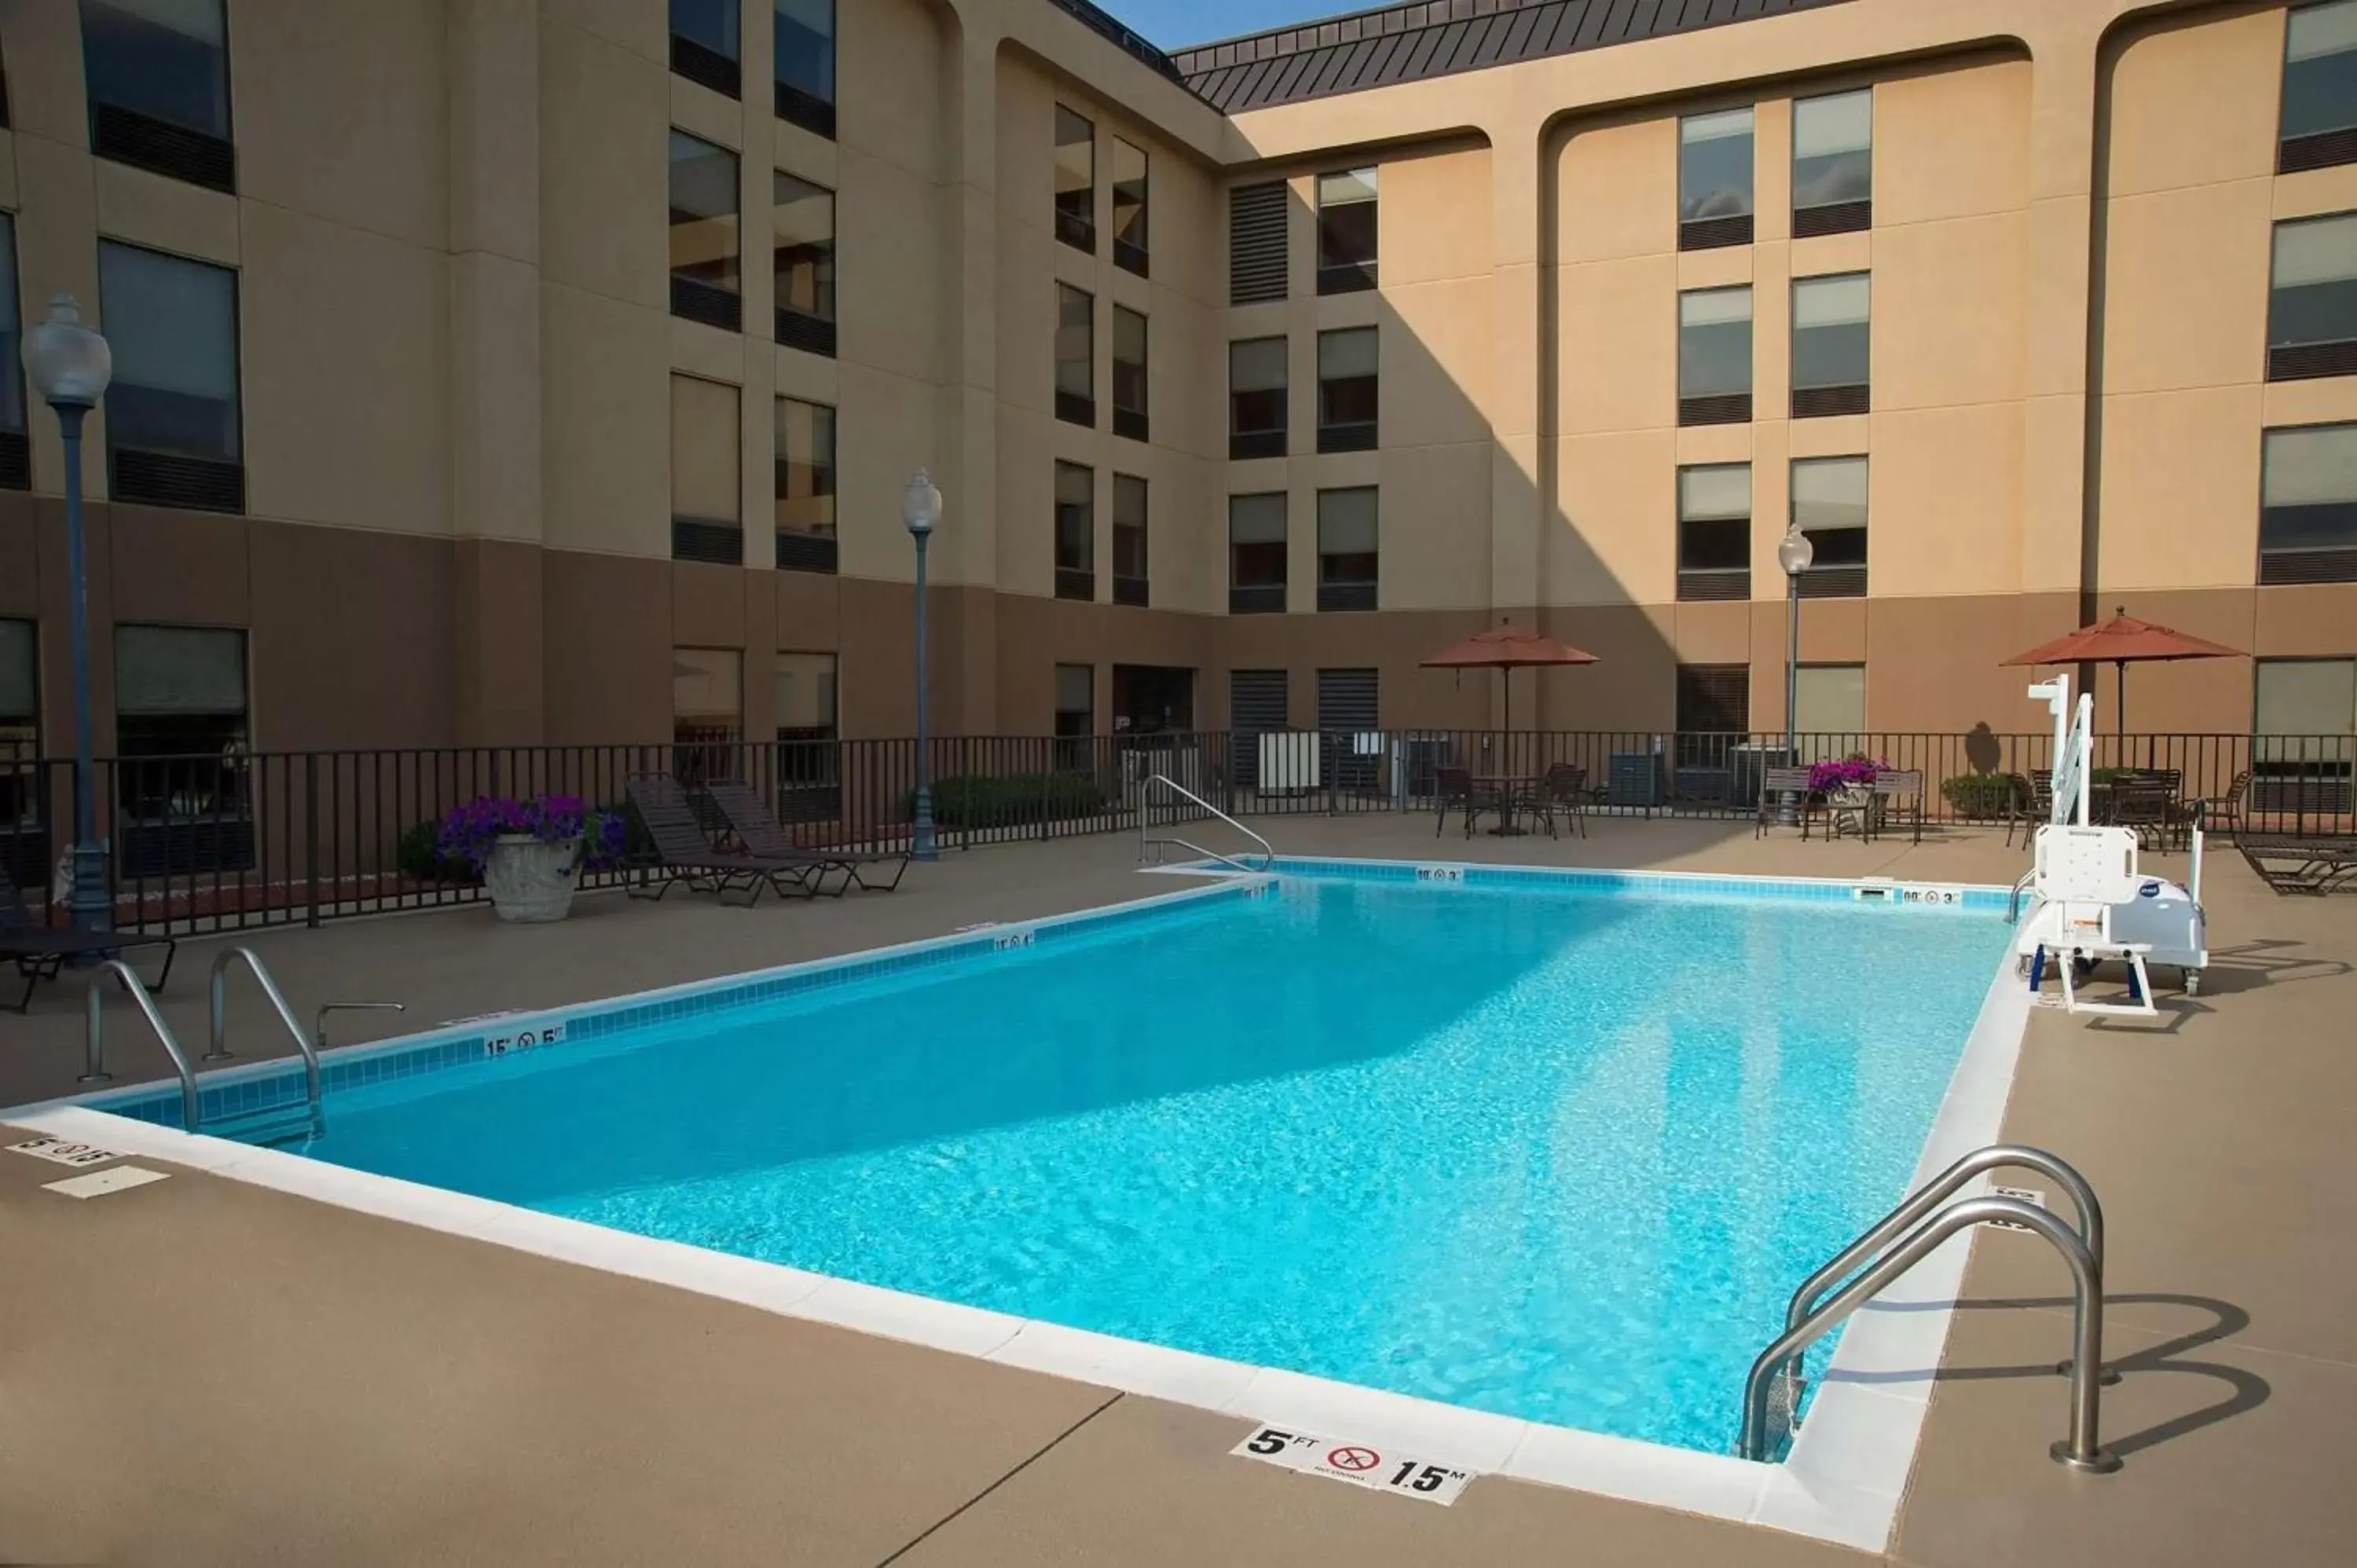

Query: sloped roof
[1169,0,1857,115]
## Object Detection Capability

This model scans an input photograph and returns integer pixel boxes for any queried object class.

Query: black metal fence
[2,728,2349,935]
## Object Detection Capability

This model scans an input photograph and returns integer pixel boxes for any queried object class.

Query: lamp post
[1776,526,1815,828]
[903,467,942,862]
[23,295,114,932]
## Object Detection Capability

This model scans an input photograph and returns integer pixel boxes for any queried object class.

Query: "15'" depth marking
[1229,1426,1476,1506]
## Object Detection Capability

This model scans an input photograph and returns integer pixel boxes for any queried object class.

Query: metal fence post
[304,752,321,929]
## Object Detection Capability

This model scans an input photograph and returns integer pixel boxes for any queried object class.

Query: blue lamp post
[904,467,942,862]
[23,294,114,932]
[1776,526,1815,828]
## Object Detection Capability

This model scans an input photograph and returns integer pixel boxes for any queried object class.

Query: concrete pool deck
[4,816,2354,1565]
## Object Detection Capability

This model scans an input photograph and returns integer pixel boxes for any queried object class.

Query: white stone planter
[484,833,583,923]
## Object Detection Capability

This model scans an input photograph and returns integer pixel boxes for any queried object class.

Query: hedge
[925,771,1107,827]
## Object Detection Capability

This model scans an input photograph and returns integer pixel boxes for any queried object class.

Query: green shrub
[926,771,1107,828]
[1939,772,2017,819]
[395,819,473,882]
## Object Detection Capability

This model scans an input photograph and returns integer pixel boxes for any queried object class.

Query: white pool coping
[7,863,2033,1552]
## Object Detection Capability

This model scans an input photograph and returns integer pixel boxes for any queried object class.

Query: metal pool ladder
[1138,773,1274,873]
[1737,1144,2121,1474]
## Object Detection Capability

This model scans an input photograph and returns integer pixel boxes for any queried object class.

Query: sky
[1099,0,1347,49]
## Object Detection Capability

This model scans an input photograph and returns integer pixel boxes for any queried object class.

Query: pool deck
[4,815,2354,1566]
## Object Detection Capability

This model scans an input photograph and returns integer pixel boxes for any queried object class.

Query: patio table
[1473,776,1538,837]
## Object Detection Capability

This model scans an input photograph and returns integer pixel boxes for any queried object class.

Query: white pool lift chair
[2022,825,2159,1017]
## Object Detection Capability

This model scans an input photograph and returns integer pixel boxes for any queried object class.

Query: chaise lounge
[2239,835,2357,896]
[624,774,839,905]
[702,779,908,893]
[2,868,176,1013]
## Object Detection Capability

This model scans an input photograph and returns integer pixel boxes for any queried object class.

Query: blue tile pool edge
[1146,853,2014,913]
[17,874,1273,1132]
[3,885,2034,1553]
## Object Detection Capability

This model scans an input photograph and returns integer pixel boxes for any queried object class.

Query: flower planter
[484,833,583,923]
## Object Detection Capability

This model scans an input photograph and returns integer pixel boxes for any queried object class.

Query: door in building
[1112,665,1195,735]
[1230,669,1288,788]
[1318,667,1380,796]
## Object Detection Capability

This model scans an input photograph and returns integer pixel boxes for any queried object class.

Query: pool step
[203,1101,321,1149]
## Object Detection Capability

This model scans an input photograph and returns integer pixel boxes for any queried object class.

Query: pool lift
[2009,673,2207,1013]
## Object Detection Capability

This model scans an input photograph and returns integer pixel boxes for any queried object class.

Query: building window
[775,397,835,575]
[81,0,233,192]
[671,375,742,565]
[1677,107,1753,251]
[1678,285,1752,427]
[1229,337,1287,459]
[2253,658,2356,813]
[1113,137,1149,277]
[1317,328,1378,453]
[2269,212,2357,383]
[673,647,742,785]
[1316,488,1378,612]
[1317,168,1378,295]
[1793,89,1871,236]
[0,617,33,887]
[1795,665,1867,751]
[669,130,741,332]
[1230,493,1287,614]
[0,214,24,489]
[1054,663,1094,770]
[1792,273,1870,417]
[1791,456,1868,598]
[1056,284,1094,427]
[1230,180,1288,304]
[2260,423,2357,584]
[1113,474,1148,606]
[1054,460,1094,601]
[774,649,838,821]
[1113,306,1149,441]
[1674,663,1750,779]
[670,0,740,97]
[1675,463,1750,603]
[115,624,251,877]
[1317,669,1380,790]
[772,171,836,357]
[2280,1,2357,174]
[1055,106,1095,253]
[97,240,243,513]
[775,0,835,138]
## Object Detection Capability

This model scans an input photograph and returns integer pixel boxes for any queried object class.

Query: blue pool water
[301,876,2011,1454]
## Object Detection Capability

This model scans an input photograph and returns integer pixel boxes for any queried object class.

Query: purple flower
[1807,757,1888,792]
[437,793,628,875]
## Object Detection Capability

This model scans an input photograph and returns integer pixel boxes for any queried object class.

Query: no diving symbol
[1325,1445,1380,1473]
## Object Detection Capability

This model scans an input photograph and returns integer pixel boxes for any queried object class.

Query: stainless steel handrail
[1138,774,1274,872]
[1738,1196,2118,1473]
[1766,1146,2109,1417]
[317,1000,405,1051]
[85,960,200,1132]
[2008,866,2038,921]
[208,947,324,1137]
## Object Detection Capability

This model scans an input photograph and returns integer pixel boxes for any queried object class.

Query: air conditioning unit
[1258,731,1320,795]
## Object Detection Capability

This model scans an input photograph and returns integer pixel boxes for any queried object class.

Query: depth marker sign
[1230,1426,1475,1506]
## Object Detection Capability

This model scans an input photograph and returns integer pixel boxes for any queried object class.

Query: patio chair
[702,779,907,893]
[1754,767,1821,840]
[2,866,176,1013]
[1870,769,1926,845]
[2193,771,2249,842]
[1435,766,1510,837]
[1530,763,1590,840]
[2004,771,2054,849]
[622,774,830,906]
[2239,836,2357,896]
[2106,776,2176,851]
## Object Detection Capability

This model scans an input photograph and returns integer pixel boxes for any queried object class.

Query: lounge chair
[2240,836,2357,896]
[702,779,907,892]
[2,867,176,1013]
[623,775,831,905]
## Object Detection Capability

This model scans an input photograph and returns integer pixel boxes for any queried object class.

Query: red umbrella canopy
[2000,611,2242,668]
[1421,628,1599,669]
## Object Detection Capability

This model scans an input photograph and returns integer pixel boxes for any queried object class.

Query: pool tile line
[1148,854,2013,912]
[18,876,1269,1133]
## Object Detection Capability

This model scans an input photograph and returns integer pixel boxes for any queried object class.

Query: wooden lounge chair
[702,779,908,893]
[1754,766,1821,839]
[2240,836,2357,896]
[623,774,829,905]
[1870,769,1926,844]
[2,867,176,1013]
[1530,763,1589,840]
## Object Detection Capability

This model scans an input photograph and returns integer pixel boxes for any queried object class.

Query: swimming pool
[242,866,2011,1459]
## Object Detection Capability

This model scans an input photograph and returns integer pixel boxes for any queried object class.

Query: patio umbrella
[2000,607,2243,742]
[1421,627,1598,735]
